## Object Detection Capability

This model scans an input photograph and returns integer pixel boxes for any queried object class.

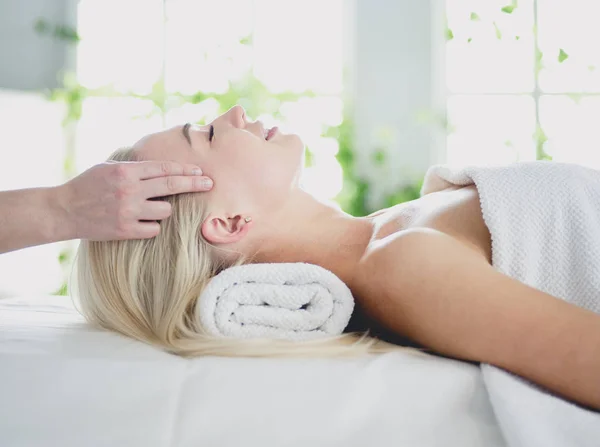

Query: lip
[266,127,278,141]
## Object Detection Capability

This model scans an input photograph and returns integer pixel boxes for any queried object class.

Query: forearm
[0,186,72,254]
[497,302,600,411]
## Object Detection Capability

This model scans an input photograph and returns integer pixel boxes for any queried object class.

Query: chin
[291,134,305,153]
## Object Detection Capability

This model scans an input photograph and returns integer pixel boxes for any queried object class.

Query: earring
[244,217,252,223]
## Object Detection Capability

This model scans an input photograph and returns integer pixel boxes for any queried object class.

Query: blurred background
[1,0,599,296]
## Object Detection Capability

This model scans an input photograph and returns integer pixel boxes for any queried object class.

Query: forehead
[132,125,192,163]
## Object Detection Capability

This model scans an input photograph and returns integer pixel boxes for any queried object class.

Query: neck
[250,189,375,289]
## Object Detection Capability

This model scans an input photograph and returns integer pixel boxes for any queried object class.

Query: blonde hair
[71,147,424,359]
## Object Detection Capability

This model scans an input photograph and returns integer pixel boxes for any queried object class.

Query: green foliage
[534,125,551,161]
[493,22,502,39]
[535,48,544,76]
[382,181,423,209]
[34,19,80,43]
[567,93,583,104]
[330,111,424,216]
[501,5,516,14]
[239,35,253,45]
[372,149,386,166]
[558,49,569,63]
[53,283,69,296]
[446,28,454,41]
[304,147,316,167]
[329,113,370,216]
[53,249,73,296]
[470,12,481,21]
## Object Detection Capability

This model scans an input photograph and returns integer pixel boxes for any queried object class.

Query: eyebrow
[182,123,192,146]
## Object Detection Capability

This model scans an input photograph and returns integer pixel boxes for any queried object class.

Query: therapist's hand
[56,161,214,241]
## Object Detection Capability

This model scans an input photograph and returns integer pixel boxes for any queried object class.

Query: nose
[228,105,246,128]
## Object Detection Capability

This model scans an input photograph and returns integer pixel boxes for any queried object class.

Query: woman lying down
[73,105,600,412]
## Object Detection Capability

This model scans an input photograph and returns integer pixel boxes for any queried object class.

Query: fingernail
[202,178,213,188]
[192,168,203,175]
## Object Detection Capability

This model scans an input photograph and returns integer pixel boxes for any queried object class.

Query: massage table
[0,295,506,447]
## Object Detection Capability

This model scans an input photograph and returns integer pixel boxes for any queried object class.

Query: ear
[200,213,252,245]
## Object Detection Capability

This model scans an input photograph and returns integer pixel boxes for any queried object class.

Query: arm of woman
[359,228,600,410]
[0,161,213,254]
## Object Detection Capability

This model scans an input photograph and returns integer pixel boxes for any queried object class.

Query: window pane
[447,95,536,165]
[165,0,254,94]
[77,0,164,94]
[539,95,600,168]
[75,97,162,173]
[538,0,600,93]
[446,0,535,93]
[253,0,344,94]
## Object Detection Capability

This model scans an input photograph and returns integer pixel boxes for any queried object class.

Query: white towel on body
[196,262,354,341]
[421,160,600,447]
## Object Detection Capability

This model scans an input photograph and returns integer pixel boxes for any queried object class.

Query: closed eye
[209,125,214,143]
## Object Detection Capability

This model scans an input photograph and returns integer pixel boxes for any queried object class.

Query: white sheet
[0,295,506,447]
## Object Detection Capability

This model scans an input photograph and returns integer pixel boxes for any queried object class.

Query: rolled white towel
[196,263,355,341]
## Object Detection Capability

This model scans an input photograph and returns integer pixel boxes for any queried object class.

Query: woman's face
[133,105,305,218]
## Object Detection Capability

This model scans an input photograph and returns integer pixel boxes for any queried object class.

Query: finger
[130,222,162,240]
[141,175,214,199]
[139,200,173,221]
[135,161,204,180]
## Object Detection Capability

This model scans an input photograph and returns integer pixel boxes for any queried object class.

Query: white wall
[0,0,78,91]
[345,0,446,208]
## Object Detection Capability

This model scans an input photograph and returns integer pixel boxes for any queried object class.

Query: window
[446,0,600,167]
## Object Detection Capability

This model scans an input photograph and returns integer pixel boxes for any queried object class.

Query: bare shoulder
[356,228,494,360]
[357,226,488,294]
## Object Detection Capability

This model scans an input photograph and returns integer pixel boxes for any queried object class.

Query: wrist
[45,184,77,242]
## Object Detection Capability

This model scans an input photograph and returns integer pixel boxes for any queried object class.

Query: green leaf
[58,250,71,264]
[239,34,253,45]
[534,125,551,161]
[535,48,543,64]
[54,25,80,43]
[304,147,315,167]
[558,48,569,63]
[33,18,80,43]
[493,22,502,39]
[33,18,50,34]
[534,125,548,146]
[588,65,596,72]
[467,37,473,43]
[501,5,516,14]
[63,156,75,176]
[372,150,386,166]
[470,12,481,21]
[53,283,69,296]
[515,35,520,40]
[446,27,454,41]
